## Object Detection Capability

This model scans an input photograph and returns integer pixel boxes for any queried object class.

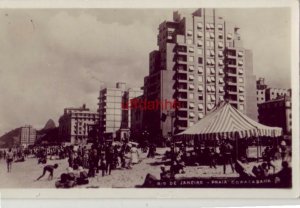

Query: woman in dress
[130,144,140,165]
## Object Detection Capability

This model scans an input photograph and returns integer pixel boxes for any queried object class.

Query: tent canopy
[176,101,282,140]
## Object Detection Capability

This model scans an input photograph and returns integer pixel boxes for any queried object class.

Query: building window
[211,68,215,74]
[207,85,211,92]
[219,95,224,101]
[239,86,244,92]
[227,33,233,40]
[239,77,244,83]
[189,102,195,108]
[219,78,224,84]
[218,32,223,39]
[219,68,224,74]
[189,121,194,126]
[189,112,195,118]
[189,93,194,99]
[189,75,195,81]
[198,93,203,100]
[218,24,223,30]
[189,56,194,62]
[239,104,244,111]
[198,66,204,74]
[239,95,245,101]
[238,51,244,57]
[211,86,216,92]
[218,42,224,48]
[238,68,243,74]
[189,84,195,90]
[198,113,204,119]
[197,40,203,47]
[187,39,192,44]
[189,47,194,53]
[198,103,204,110]
[197,31,203,38]
[198,57,203,64]
[197,22,203,29]
[187,30,193,36]
[198,76,203,83]
[198,85,204,92]
[219,86,224,93]
[189,65,194,71]
[197,48,203,55]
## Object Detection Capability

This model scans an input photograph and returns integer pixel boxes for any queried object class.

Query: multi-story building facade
[265,88,291,101]
[258,96,292,135]
[143,9,257,140]
[256,77,291,104]
[58,104,99,145]
[20,125,36,147]
[98,82,143,140]
[256,77,268,104]
[130,94,144,139]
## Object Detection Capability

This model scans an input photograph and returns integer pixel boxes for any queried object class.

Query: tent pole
[236,134,238,160]
[257,137,259,163]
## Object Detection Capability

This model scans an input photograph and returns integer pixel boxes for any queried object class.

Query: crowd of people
[0,137,292,188]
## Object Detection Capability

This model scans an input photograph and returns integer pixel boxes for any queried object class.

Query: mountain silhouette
[43,119,56,130]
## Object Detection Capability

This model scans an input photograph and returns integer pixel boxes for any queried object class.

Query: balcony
[177,96,188,102]
[227,54,236,59]
[176,55,187,64]
[177,105,188,111]
[227,81,237,86]
[177,69,187,74]
[227,72,237,77]
[176,46,187,55]
[227,90,237,95]
[177,87,187,92]
[176,116,188,121]
[177,126,187,131]
[176,75,188,83]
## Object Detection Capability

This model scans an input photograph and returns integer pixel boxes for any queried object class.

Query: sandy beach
[0,147,284,188]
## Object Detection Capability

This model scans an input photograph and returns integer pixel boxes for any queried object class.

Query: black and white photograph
[0,1,298,198]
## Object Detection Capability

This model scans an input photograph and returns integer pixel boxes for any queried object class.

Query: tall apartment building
[98,82,143,140]
[143,9,257,140]
[58,104,99,145]
[20,125,36,147]
[256,77,291,104]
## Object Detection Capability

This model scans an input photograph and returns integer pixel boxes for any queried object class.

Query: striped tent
[175,101,282,141]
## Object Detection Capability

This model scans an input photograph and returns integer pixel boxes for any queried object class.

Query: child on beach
[36,164,59,181]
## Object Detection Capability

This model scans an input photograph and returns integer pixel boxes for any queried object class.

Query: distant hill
[0,127,21,148]
[43,119,56,130]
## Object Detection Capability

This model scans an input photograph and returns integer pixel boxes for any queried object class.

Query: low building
[256,77,291,104]
[20,125,36,147]
[58,104,99,145]
[258,96,291,135]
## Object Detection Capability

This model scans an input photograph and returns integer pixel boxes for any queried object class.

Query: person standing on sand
[6,148,14,172]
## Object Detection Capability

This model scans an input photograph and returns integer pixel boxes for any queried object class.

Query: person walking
[6,148,14,172]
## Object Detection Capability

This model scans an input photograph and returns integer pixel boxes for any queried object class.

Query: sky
[0,8,291,135]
